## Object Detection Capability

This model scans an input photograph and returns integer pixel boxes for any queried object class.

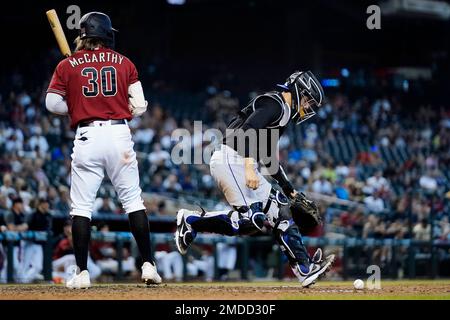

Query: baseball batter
[46,12,161,288]
[175,71,335,287]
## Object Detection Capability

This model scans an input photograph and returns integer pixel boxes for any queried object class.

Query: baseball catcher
[175,71,334,287]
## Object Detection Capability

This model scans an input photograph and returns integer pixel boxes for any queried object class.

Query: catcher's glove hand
[289,192,322,234]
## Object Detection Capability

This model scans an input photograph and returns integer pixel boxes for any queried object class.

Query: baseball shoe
[141,261,162,285]
[66,270,91,289]
[175,209,197,255]
[292,253,335,288]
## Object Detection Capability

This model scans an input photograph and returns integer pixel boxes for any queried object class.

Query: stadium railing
[1,231,449,283]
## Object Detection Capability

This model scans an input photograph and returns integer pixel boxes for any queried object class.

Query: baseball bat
[46,9,72,57]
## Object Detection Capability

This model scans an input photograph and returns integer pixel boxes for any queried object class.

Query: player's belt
[78,119,127,128]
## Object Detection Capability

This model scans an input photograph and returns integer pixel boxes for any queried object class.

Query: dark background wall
[1,0,449,99]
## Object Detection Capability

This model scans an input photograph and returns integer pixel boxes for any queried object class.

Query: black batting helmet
[79,12,117,48]
[277,71,324,124]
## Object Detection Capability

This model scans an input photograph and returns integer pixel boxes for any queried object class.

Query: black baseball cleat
[291,253,335,288]
[175,209,197,255]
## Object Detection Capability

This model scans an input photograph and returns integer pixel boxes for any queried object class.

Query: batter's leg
[105,126,145,214]
[70,133,105,276]
[105,128,150,261]
[105,126,161,284]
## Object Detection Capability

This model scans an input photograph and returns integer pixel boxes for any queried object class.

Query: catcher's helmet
[79,12,117,48]
[277,71,324,124]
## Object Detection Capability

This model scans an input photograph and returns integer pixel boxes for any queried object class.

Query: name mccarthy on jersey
[68,51,125,68]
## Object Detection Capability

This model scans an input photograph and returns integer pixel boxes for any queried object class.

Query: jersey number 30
[81,66,117,97]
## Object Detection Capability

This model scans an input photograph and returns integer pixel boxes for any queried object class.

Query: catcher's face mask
[278,71,324,125]
[293,94,317,125]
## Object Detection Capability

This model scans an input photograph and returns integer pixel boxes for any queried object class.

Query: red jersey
[52,238,73,260]
[47,48,137,128]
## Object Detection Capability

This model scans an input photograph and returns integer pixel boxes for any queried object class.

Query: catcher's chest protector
[229,92,291,130]
[223,92,291,162]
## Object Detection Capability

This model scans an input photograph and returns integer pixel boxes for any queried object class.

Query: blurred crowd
[0,66,449,282]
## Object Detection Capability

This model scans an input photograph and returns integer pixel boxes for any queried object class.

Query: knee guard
[237,202,265,236]
[263,188,289,228]
[274,219,310,267]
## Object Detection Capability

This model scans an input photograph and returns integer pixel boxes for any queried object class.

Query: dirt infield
[0,280,449,300]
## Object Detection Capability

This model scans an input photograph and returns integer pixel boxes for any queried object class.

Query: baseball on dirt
[353,279,364,290]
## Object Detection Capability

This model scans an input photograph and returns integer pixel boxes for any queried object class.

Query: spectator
[94,196,117,214]
[335,180,350,200]
[0,174,16,201]
[154,241,184,282]
[91,224,135,277]
[362,214,378,239]
[437,216,450,240]
[0,214,6,283]
[1,198,27,282]
[0,193,10,210]
[162,174,182,193]
[216,243,237,280]
[5,198,28,232]
[180,174,195,191]
[148,143,170,169]
[364,192,385,213]
[146,174,164,193]
[27,198,52,231]
[185,245,214,282]
[52,219,101,283]
[28,127,49,158]
[366,170,390,195]
[17,179,33,213]
[335,162,350,178]
[419,171,438,193]
[312,176,333,195]
[22,198,53,283]
[413,218,431,241]
[157,201,168,215]
[54,186,71,214]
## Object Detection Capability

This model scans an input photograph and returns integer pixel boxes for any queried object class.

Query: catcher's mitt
[289,192,322,234]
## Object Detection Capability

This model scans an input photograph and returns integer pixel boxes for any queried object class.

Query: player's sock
[188,210,238,236]
[72,216,91,272]
[128,210,153,265]
[189,204,264,236]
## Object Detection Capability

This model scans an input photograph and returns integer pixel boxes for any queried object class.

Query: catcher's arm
[244,157,259,190]
[270,164,296,198]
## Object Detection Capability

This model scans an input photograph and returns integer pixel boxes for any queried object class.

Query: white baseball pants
[209,144,272,208]
[70,120,145,220]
